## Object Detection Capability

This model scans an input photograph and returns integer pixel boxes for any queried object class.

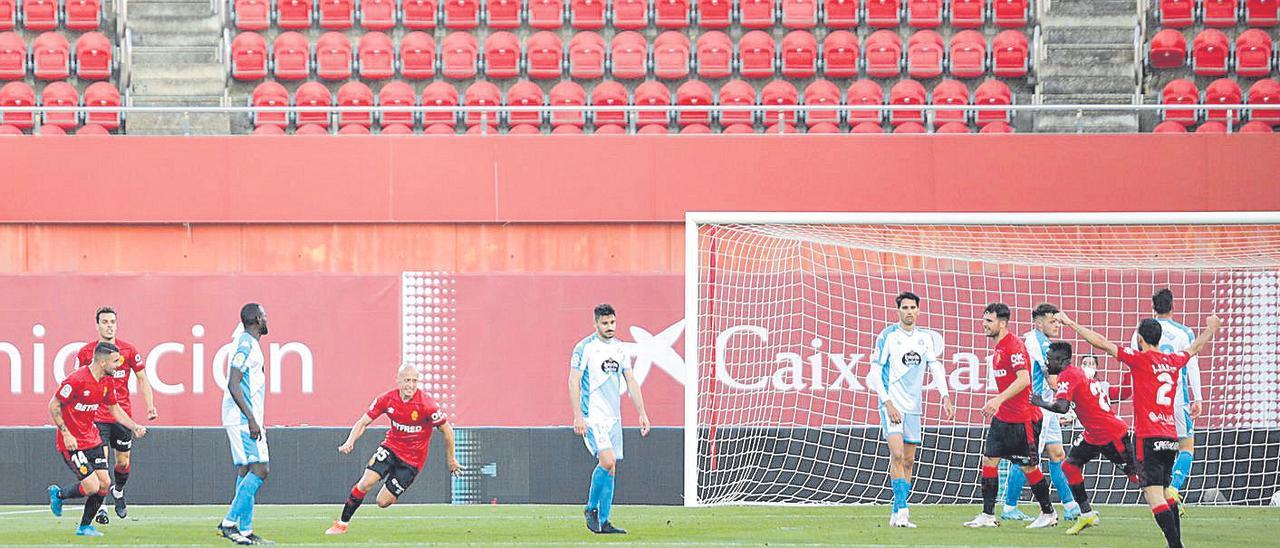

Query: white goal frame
[682,211,1280,507]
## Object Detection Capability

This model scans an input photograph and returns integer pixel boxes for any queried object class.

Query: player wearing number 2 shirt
[1057,311,1221,548]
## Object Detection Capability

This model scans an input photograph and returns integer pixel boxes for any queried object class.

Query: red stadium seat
[74,32,113,80]
[440,32,477,78]
[822,30,859,78]
[0,0,14,30]
[549,80,587,128]
[931,78,969,125]
[1235,30,1273,78]
[851,121,883,133]
[634,80,671,126]
[1157,0,1194,27]
[950,0,984,27]
[738,0,776,28]
[277,0,315,29]
[442,0,479,28]
[336,81,374,128]
[65,0,102,31]
[378,80,417,127]
[675,79,713,126]
[991,0,1026,27]
[949,30,987,78]
[979,120,1013,133]
[76,123,108,134]
[529,0,566,28]
[681,123,712,133]
[696,0,732,27]
[35,124,64,135]
[1147,29,1187,69]
[888,78,925,125]
[506,79,544,127]
[972,78,1011,126]
[466,123,496,134]
[381,123,414,134]
[526,31,564,79]
[570,0,607,28]
[82,81,119,129]
[338,124,370,134]
[806,122,839,133]
[272,32,311,80]
[847,78,884,124]
[906,0,941,28]
[0,123,22,134]
[894,121,925,133]
[422,122,453,134]
[654,0,690,27]
[654,31,691,80]
[717,78,755,126]
[21,0,58,31]
[1196,121,1228,133]
[231,32,268,80]
[864,30,902,78]
[802,79,841,126]
[781,0,816,28]
[590,80,628,126]
[991,30,1028,78]
[765,121,795,133]
[295,81,334,128]
[356,32,395,80]
[486,0,521,28]
[1247,79,1280,126]
[760,79,798,124]
[463,80,501,127]
[0,32,26,79]
[738,30,776,79]
[935,121,969,133]
[612,0,650,29]
[637,123,667,133]
[32,32,70,80]
[552,124,583,133]
[1192,29,1230,77]
[695,31,733,78]
[360,0,398,29]
[1203,78,1243,123]
[315,32,353,80]
[419,80,458,127]
[1245,0,1280,26]
[780,30,817,78]
[251,81,290,128]
[1239,120,1274,132]
[611,31,648,79]
[906,30,943,79]
[1160,78,1199,125]
[823,0,858,27]
[39,81,77,129]
[1202,0,1239,27]
[400,32,437,79]
[594,123,625,134]
[722,123,753,133]
[569,31,606,79]
[865,0,901,28]
[508,124,540,134]
[403,0,438,28]
[296,123,329,134]
[483,31,519,78]
[234,0,271,30]
[319,0,355,28]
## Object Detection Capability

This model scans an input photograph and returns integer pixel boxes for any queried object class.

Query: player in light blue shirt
[868,292,954,528]
[568,304,650,535]
[218,303,270,546]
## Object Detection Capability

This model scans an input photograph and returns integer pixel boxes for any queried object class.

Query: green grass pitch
[1,503,1274,546]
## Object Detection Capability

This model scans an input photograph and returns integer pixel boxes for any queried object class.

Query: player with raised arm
[1030,342,1138,536]
[568,304,651,535]
[74,306,157,524]
[326,365,461,535]
[868,291,956,528]
[218,303,271,546]
[1002,304,1080,521]
[46,342,148,538]
[964,303,1058,529]
[1058,311,1221,548]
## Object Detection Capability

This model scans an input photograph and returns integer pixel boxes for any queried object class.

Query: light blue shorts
[225,424,269,466]
[584,420,624,460]
[880,409,922,445]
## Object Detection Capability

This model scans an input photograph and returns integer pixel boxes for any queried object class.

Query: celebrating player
[218,303,271,546]
[964,303,1059,529]
[868,291,955,528]
[1131,289,1202,513]
[46,342,148,538]
[1002,304,1080,521]
[1058,311,1220,548]
[568,304,651,535]
[325,365,461,535]
[74,306,157,524]
[1030,342,1137,535]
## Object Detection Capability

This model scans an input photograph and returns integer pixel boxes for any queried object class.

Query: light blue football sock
[586,465,608,511]
[1004,465,1027,507]
[1048,460,1075,504]
[1170,450,1194,491]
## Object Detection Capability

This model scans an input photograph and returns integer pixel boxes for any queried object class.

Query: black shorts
[983,418,1042,466]
[61,445,108,481]
[1135,436,1180,488]
[366,445,419,498]
[96,421,134,453]
[1068,432,1137,477]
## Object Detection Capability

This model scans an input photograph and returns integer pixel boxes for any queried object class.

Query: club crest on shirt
[901,351,922,367]
[601,358,621,373]
[411,410,419,421]
[83,390,91,396]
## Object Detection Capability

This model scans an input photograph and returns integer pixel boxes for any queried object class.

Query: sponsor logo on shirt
[391,420,423,433]
[1153,439,1180,451]
[1010,353,1026,366]
[993,369,1008,378]
[1149,411,1175,425]
[73,403,100,412]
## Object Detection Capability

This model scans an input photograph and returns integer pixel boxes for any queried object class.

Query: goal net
[683,213,1280,507]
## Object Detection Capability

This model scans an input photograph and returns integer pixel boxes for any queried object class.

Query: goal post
[684,212,1280,507]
